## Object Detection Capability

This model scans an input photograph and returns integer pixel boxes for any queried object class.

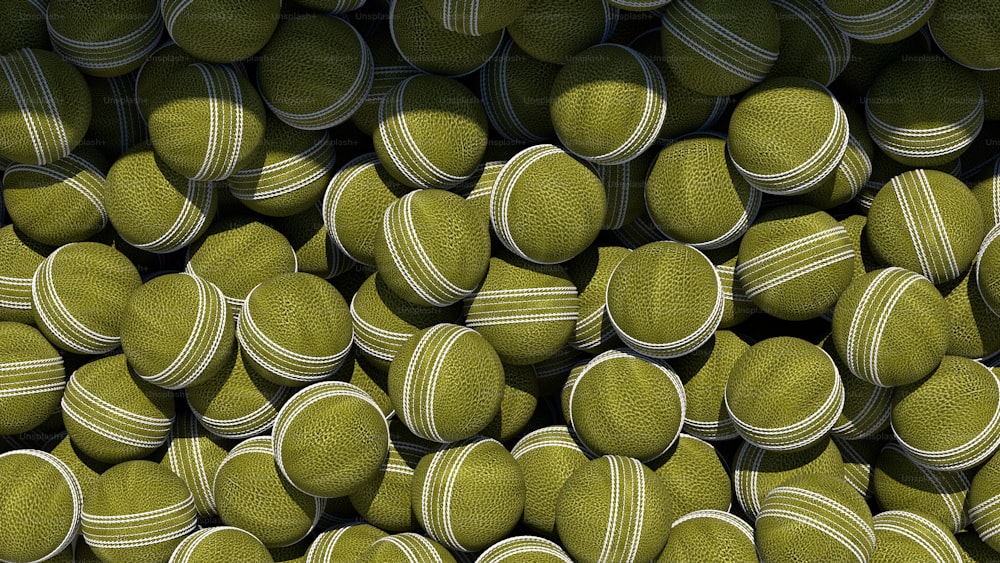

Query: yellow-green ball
[160,0,281,63]
[47,0,162,77]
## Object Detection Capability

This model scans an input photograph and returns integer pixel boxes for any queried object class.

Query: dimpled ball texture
[511,425,592,537]
[506,0,616,65]
[168,526,273,563]
[46,0,162,78]
[0,322,65,435]
[929,0,1000,71]
[160,0,281,63]
[820,0,935,43]
[389,0,504,77]
[657,510,758,563]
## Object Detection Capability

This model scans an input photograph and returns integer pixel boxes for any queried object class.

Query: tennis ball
[871,510,964,562]
[148,63,266,181]
[565,245,629,354]
[511,425,592,536]
[507,0,616,64]
[595,150,653,232]
[606,241,723,358]
[823,340,892,440]
[726,337,845,451]
[412,436,524,552]
[645,134,762,249]
[491,144,605,264]
[928,0,1000,70]
[872,441,971,533]
[0,450,82,563]
[708,245,759,328]
[670,330,748,442]
[0,322,64,435]
[273,207,353,280]
[728,77,850,194]
[348,419,433,532]
[374,74,488,189]
[356,533,457,563]
[0,48,92,165]
[184,215,298,311]
[660,0,780,96]
[657,510,757,562]
[770,0,851,85]
[891,356,1000,471]
[304,524,387,563]
[214,436,324,548]
[0,226,50,325]
[237,273,352,387]
[162,412,231,520]
[350,272,461,371]
[256,14,372,130]
[84,73,148,160]
[563,349,685,461]
[32,242,141,354]
[978,227,1000,316]
[478,536,572,562]
[648,434,732,524]
[133,42,199,121]
[969,450,1000,551]
[867,57,984,167]
[756,473,876,562]
[793,106,876,210]
[556,454,671,562]
[421,0,530,35]
[821,0,935,43]
[227,114,337,217]
[105,144,218,253]
[479,40,559,144]
[736,205,856,321]
[47,0,162,77]
[160,0,280,63]
[2,145,108,246]
[733,437,845,519]
[0,0,50,53]
[375,189,491,307]
[81,460,197,563]
[549,44,666,165]
[349,25,421,137]
[834,436,880,499]
[273,381,388,498]
[832,267,949,388]
[463,253,580,365]
[169,527,272,563]
[390,0,502,76]
[185,341,292,439]
[867,169,986,284]
[389,323,504,442]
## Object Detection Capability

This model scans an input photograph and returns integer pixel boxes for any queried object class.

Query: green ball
[421,0,531,35]
[356,533,457,563]
[733,437,845,519]
[83,73,148,160]
[331,349,393,419]
[237,273,352,387]
[595,150,653,231]
[792,105,876,210]
[374,74,488,189]
[671,330,748,441]
[291,0,367,12]
[832,267,949,387]
[463,254,579,365]
[507,0,617,65]
[389,323,504,443]
[480,363,539,443]
[375,189,490,307]
[824,339,892,440]
[656,510,757,563]
[822,0,934,42]
[563,348,685,461]
[511,425,592,537]
[162,412,231,520]
[0,225,51,325]
[47,0,162,77]
[556,455,671,562]
[769,0,851,85]
[969,449,1000,551]
[349,25,421,137]
[477,536,573,562]
[479,39,559,144]
[725,337,845,451]
[0,322,65,435]
[940,265,1000,359]
[0,48,92,165]
[213,436,323,548]
[866,57,984,168]
[348,419,433,532]
[929,0,1000,71]
[491,144,606,264]
[134,42,200,121]
[0,449,82,563]
[0,0,49,53]
[660,0,781,96]
[32,242,142,354]
[160,0,281,63]
[48,434,109,498]
[169,527,272,563]
[272,207,354,280]
[148,63,266,181]
[566,245,629,353]
[256,14,373,130]
[411,436,525,552]
[184,216,298,311]
[873,441,971,533]
[81,460,197,563]
[708,245,758,329]
[971,158,1000,230]
[835,436,880,500]
[2,146,108,246]
[645,134,761,249]
[61,354,175,464]
[978,227,1000,316]
[304,524,387,563]
[755,473,875,562]
[390,0,503,76]
[728,77,849,194]
[606,241,723,358]
[871,510,964,562]
[867,169,986,284]
[549,44,666,165]
[648,434,732,524]
[736,205,856,321]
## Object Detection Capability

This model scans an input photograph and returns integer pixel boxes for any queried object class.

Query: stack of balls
[2,0,1000,561]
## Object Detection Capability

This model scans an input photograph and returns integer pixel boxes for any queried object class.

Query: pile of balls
[2,0,1000,561]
